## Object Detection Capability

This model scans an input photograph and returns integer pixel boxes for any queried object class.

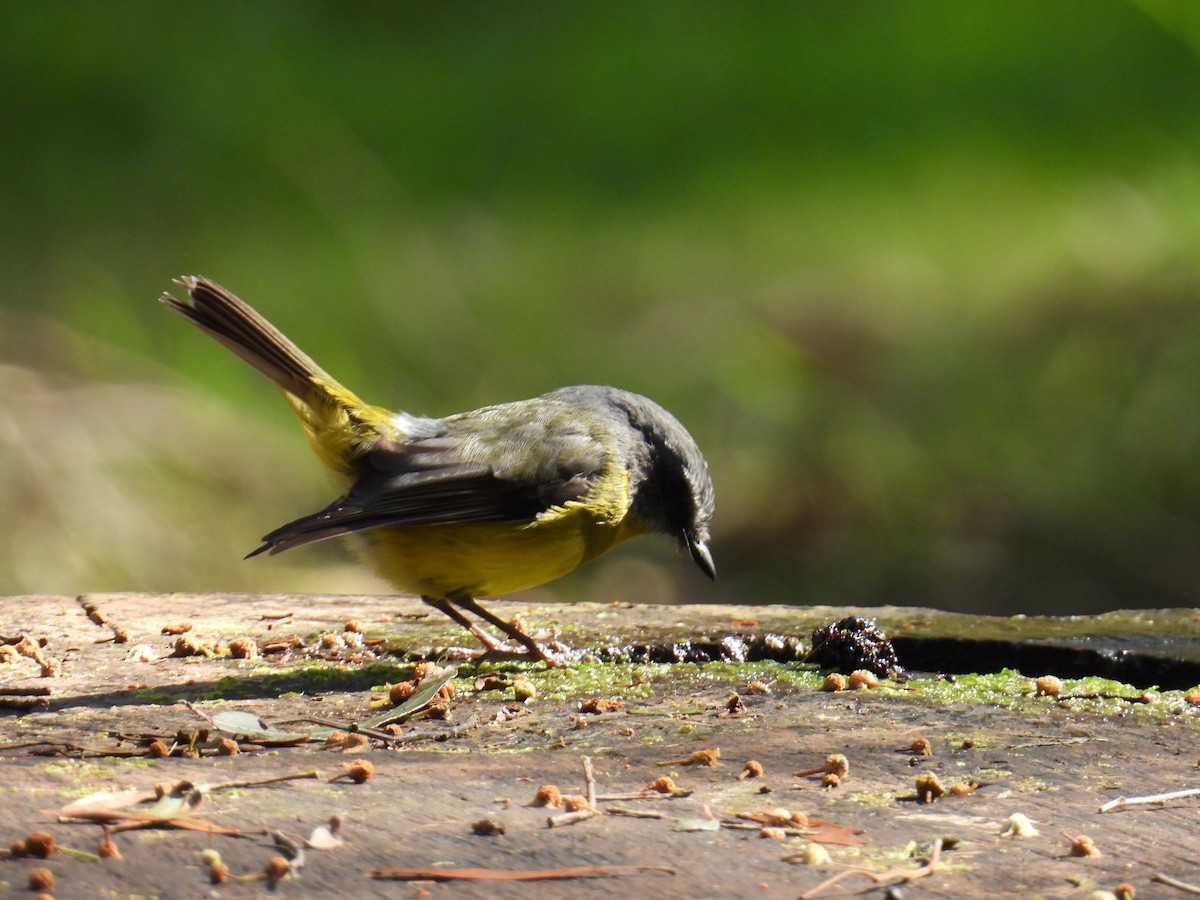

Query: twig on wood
[547,808,595,828]
[0,741,52,752]
[0,740,147,758]
[201,771,320,793]
[1152,872,1200,895]
[799,837,943,900]
[301,716,399,743]
[606,808,669,819]
[56,809,252,837]
[584,756,597,809]
[547,755,599,827]
[370,864,675,882]
[1100,787,1200,813]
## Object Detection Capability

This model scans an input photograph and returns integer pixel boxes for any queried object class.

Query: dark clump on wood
[807,616,904,678]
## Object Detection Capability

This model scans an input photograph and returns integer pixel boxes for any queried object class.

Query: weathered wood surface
[1,592,1198,899]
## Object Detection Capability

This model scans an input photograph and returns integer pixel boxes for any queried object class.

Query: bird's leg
[420,596,511,655]
[422,595,567,666]
[452,595,567,667]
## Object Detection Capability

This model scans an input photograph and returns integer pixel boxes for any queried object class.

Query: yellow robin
[162,276,715,664]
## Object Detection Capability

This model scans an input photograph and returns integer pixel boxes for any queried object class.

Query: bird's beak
[687,534,716,580]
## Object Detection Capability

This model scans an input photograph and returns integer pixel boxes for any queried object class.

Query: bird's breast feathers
[350,484,644,599]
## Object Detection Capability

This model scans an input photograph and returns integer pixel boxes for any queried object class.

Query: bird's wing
[249,422,603,556]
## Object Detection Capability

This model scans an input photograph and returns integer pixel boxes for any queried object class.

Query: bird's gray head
[609,390,716,580]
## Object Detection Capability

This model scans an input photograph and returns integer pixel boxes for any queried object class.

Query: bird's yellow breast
[347,502,645,600]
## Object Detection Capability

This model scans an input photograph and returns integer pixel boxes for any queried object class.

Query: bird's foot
[422,595,575,667]
[467,639,574,668]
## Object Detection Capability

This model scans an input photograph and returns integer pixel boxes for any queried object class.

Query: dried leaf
[207,710,308,743]
[362,667,458,728]
[57,789,153,815]
[108,816,248,837]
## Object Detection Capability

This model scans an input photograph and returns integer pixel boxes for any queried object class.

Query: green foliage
[3,1,1200,613]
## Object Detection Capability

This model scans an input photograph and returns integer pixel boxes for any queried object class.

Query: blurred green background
[4,0,1200,615]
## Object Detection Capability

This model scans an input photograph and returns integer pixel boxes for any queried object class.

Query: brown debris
[579,698,626,714]
[847,670,879,690]
[216,738,240,756]
[474,673,512,692]
[824,754,849,778]
[15,635,60,678]
[657,748,720,767]
[744,808,808,828]
[98,828,121,859]
[1064,831,1102,858]
[260,636,302,654]
[532,785,563,808]
[29,867,55,891]
[562,795,590,812]
[642,776,684,795]
[1036,675,1064,698]
[412,661,443,682]
[739,760,764,780]
[171,635,220,658]
[81,597,107,625]
[264,854,291,884]
[915,772,946,804]
[795,754,849,780]
[330,760,375,784]
[471,818,506,836]
[906,737,932,756]
[24,831,56,859]
[820,673,847,692]
[324,732,369,753]
[228,637,258,659]
[388,681,417,706]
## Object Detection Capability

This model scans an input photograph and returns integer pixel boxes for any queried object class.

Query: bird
[161,276,715,664]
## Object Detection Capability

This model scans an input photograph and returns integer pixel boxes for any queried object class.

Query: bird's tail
[162,276,385,474]
[162,276,342,405]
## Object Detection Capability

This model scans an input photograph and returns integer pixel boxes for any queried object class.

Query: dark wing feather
[250,448,592,557]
